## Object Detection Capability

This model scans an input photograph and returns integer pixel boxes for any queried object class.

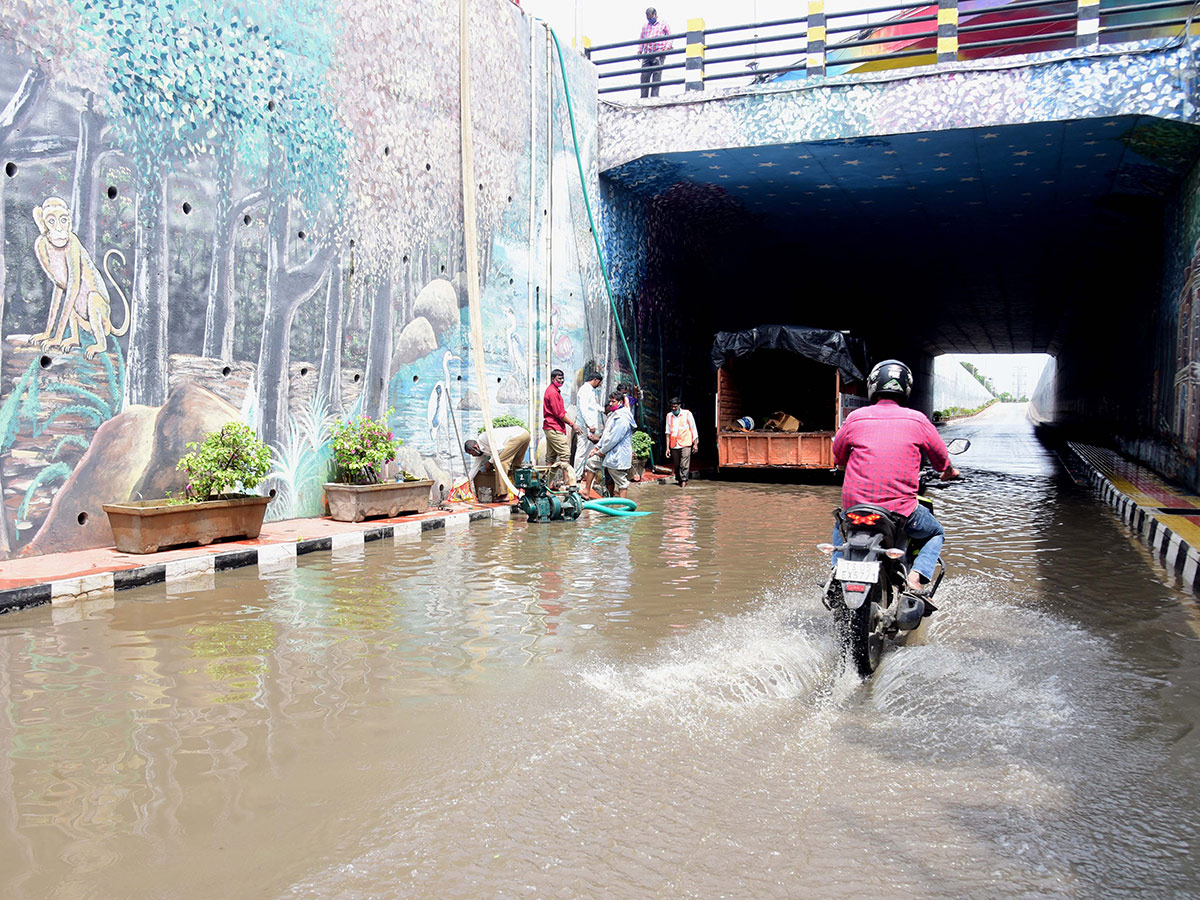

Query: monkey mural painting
[30,197,130,358]
[0,0,603,558]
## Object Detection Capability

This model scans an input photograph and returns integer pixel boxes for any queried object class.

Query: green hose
[582,497,652,518]
[548,28,654,467]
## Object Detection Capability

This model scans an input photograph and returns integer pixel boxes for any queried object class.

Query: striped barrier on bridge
[587,0,1200,96]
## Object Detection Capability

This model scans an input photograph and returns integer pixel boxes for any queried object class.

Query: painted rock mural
[0,0,607,557]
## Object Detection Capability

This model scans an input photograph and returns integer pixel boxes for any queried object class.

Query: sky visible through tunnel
[938,353,1051,397]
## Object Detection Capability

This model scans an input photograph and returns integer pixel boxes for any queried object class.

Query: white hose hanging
[460,0,519,499]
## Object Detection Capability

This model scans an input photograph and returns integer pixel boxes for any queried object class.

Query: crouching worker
[588,390,636,498]
[464,425,531,502]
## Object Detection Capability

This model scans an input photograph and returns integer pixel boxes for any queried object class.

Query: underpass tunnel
[600,116,1200,468]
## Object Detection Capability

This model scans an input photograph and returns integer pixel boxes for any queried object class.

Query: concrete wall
[933,358,996,412]
[0,0,605,557]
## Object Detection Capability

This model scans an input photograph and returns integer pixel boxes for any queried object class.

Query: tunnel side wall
[0,1,606,558]
[1115,151,1200,489]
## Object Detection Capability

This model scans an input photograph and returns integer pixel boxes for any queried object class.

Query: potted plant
[631,430,653,480]
[324,410,433,522]
[102,422,274,553]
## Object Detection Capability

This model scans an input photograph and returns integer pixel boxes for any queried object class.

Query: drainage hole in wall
[384,145,390,156]
[77,511,88,526]
[107,185,118,200]
[243,213,252,225]
[297,230,306,240]
[456,375,462,381]
[39,355,51,369]
[478,183,483,191]
[509,278,513,285]
[496,377,502,384]
[403,255,408,263]
[222,365,232,376]
[268,99,276,112]
[353,373,361,382]
[299,367,309,376]
[507,195,512,202]
[4,162,16,178]
[425,162,431,171]
[269,488,277,498]
[349,239,355,248]
[182,201,192,215]
[412,375,419,383]
[440,265,445,273]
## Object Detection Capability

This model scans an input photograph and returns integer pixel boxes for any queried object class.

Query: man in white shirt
[464,425,531,501]
[572,371,604,479]
[665,397,699,486]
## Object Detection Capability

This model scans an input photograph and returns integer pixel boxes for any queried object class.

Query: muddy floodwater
[1,404,1199,899]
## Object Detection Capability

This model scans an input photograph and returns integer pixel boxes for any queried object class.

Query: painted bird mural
[427,350,461,455]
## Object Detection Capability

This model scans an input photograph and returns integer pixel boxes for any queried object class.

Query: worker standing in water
[590,390,636,499]
[543,368,580,487]
[665,397,699,487]
[573,371,604,481]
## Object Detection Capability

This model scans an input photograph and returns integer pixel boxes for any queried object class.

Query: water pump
[513,467,583,522]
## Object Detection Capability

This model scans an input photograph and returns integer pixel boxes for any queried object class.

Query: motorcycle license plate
[835,559,879,583]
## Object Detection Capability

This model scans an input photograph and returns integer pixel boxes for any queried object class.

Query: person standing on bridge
[638,7,673,98]
[832,360,959,595]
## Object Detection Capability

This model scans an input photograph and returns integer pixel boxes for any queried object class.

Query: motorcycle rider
[831,359,959,595]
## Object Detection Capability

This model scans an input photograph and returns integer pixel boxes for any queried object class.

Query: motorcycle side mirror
[946,438,971,455]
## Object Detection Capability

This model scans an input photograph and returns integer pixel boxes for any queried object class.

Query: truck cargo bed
[717,430,836,468]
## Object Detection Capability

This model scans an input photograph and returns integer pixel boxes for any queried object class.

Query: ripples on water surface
[1,405,1198,899]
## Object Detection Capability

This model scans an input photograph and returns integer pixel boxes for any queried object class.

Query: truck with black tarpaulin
[712,325,869,470]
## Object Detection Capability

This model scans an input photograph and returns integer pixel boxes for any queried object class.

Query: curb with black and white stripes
[0,506,511,617]
[1067,445,1200,594]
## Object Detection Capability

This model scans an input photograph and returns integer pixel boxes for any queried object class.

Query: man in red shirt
[832,359,959,593]
[543,368,580,486]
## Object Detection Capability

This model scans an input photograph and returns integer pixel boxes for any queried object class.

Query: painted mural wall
[0,0,606,558]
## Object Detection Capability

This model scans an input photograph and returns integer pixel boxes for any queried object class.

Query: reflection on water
[1,404,1199,899]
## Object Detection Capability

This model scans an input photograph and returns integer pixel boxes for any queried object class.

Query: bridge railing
[585,0,1197,97]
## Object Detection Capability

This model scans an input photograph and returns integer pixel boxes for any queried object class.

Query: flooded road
[1,403,1198,899]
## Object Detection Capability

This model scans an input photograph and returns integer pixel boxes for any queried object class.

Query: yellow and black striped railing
[584,0,1197,97]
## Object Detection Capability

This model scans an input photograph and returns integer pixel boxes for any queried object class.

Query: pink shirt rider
[832,399,951,517]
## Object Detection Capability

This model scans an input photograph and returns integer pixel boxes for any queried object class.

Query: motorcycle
[818,438,970,677]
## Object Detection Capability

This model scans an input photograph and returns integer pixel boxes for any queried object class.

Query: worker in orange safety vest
[665,397,699,486]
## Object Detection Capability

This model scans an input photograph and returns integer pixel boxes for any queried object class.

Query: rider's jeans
[832,504,945,583]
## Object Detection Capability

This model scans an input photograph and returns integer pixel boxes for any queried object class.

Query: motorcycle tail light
[845,583,867,593]
[884,548,905,559]
[847,512,881,526]
[817,543,835,555]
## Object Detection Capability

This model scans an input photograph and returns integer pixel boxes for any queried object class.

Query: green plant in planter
[177,423,273,502]
[331,409,402,484]
[478,414,525,434]
[632,430,653,460]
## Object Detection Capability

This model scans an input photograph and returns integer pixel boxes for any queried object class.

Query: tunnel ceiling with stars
[603,116,1200,228]
[602,115,1200,355]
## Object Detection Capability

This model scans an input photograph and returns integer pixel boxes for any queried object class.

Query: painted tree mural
[0,0,606,556]
[332,0,461,422]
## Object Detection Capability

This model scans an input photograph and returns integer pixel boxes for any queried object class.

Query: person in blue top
[590,390,636,498]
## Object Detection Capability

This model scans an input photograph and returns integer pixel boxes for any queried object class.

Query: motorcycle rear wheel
[834,594,884,677]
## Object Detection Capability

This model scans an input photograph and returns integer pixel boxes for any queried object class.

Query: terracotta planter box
[324,479,433,522]
[102,494,272,554]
